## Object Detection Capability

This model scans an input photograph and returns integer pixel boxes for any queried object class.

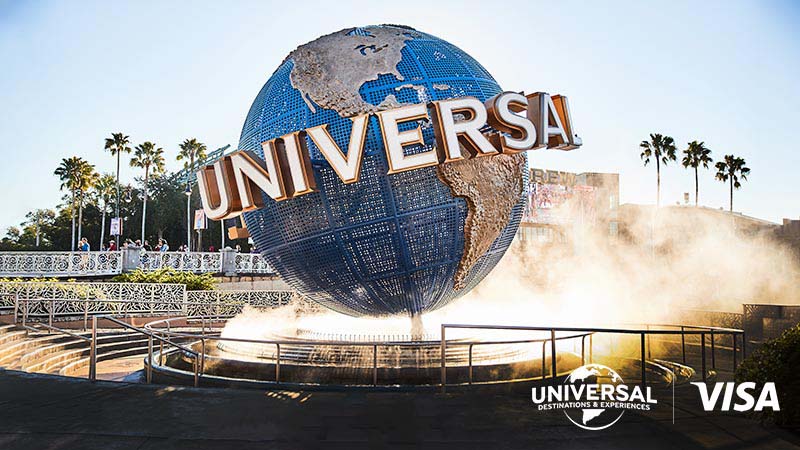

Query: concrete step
[0,324,18,335]
[59,345,151,377]
[20,340,88,372]
[1,327,144,370]
[19,331,145,367]
[0,329,28,348]
[27,337,150,374]
[0,347,29,369]
[0,333,73,366]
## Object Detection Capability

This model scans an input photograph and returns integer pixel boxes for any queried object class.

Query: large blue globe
[239,25,525,317]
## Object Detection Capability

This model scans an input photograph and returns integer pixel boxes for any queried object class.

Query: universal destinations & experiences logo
[532,364,657,431]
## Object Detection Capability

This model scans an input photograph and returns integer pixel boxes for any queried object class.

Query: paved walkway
[0,368,797,449]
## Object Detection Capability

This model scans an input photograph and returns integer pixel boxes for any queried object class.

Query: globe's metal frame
[237,25,526,317]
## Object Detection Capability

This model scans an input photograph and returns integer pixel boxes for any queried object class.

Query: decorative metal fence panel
[678,309,743,330]
[139,252,222,273]
[0,293,15,313]
[0,252,122,277]
[0,282,302,320]
[0,282,186,320]
[0,250,279,277]
[743,303,800,342]
[19,297,188,319]
[0,281,186,303]
[185,290,295,316]
[233,253,275,274]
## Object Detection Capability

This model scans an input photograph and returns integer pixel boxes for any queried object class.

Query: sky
[0,0,798,232]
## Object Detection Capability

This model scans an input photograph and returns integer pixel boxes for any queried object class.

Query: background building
[776,217,800,260]
[517,168,619,245]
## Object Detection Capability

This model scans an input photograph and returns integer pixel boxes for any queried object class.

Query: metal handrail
[143,316,596,388]
[29,309,744,391]
[88,315,200,385]
[145,315,588,347]
[441,323,744,335]
[440,323,745,392]
[19,321,91,342]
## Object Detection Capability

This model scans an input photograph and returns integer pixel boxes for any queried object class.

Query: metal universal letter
[196,90,582,219]
[306,114,369,184]
[484,91,538,153]
[430,97,499,161]
[377,103,437,174]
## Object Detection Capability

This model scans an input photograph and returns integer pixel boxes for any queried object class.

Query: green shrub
[111,268,216,291]
[0,277,60,283]
[735,323,800,428]
[0,278,109,299]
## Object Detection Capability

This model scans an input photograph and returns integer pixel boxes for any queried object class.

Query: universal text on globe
[197,91,581,220]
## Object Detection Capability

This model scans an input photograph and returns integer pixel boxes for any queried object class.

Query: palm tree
[639,133,677,207]
[75,166,98,246]
[177,138,207,175]
[54,157,95,250]
[93,174,117,249]
[715,155,750,212]
[177,138,207,250]
[681,141,713,206]
[104,133,131,240]
[130,142,166,242]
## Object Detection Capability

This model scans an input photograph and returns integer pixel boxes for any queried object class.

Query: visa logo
[691,382,780,412]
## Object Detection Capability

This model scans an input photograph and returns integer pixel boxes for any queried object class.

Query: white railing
[0,250,276,277]
[185,289,297,316]
[0,281,186,303]
[233,252,274,274]
[139,251,222,273]
[0,282,301,321]
[0,251,122,277]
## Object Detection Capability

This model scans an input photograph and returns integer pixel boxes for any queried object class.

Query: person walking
[79,237,90,252]
[108,240,116,251]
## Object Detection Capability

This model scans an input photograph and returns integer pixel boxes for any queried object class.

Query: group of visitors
[77,237,90,251]
[80,239,252,253]
[93,238,170,252]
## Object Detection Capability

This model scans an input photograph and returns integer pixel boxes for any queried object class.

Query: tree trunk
[77,193,84,245]
[694,166,699,206]
[70,191,76,251]
[655,157,661,207]
[115,151,121,243]
[188,155,194,251]
[729,178,734,212]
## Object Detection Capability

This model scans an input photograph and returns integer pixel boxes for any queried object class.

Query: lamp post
[118,186,132,245]
[115,150,121,251]
[220,218,226,250]
[185,184,192,252]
